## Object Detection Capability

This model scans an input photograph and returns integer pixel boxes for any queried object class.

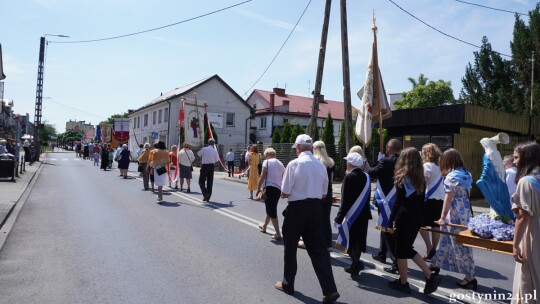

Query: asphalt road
[0,152,516,304]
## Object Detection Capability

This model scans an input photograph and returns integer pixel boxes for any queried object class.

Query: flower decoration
[468,212,514,241]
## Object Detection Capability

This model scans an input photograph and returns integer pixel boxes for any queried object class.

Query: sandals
[258,224,266,233]
[272,234,282,241]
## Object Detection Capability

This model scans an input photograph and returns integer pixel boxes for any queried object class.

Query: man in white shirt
[226,148,235,177]
[274,134,339,303]
[197,138,219,202]
[503,154,517,209]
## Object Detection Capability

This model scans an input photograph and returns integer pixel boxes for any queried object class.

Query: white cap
[344,152,364,167]
[292,134,313,148]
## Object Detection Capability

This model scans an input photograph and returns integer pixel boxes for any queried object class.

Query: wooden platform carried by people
[421,223,513,255]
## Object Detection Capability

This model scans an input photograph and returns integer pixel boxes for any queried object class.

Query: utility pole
[340,0,353,152]
[307,0,332,139]
[33,34,68,161]
[33,36,46,162]
[530,51,535,139]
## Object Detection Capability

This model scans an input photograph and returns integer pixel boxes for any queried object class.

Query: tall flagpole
[372,15,384,153]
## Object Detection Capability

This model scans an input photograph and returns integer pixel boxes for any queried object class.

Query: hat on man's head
[344,152,364,167]
[292,134,313,148]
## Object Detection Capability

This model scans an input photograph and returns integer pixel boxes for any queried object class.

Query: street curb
[0,160,43,250]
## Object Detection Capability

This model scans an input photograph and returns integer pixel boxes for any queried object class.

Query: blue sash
[425,177,443,201]
[336,172,371,252]
[375,181,396,228]
[524,174,540,194]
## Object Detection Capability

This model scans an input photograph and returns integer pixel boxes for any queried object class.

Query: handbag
[156,166,167,176]
[137,164,143,172]
[186,151,194,171]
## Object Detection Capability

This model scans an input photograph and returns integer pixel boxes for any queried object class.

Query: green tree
[459,37,516,113]
[203,113,218,144]
[104,112,129,124]
[338,120,345,146]
[40,121,57,143]
[322,113,335,146]
[290,123,305,143]
[394,74,455,110]
[271,127,281,144]
[281,122,292,143]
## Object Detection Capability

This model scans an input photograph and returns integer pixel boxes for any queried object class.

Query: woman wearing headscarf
[117,144,132,179]
[150,141,170,202]
[100,144,109,171]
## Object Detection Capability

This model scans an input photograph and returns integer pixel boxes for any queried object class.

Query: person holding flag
[334,152,371,278]
[368,139,401,274]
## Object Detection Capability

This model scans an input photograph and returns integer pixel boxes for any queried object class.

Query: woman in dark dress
[334,152,372,278]
[117,144,132,178]
[100,144,109,171]
[387,147,440,295]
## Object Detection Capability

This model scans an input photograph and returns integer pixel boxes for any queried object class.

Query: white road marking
[127,173,468,302]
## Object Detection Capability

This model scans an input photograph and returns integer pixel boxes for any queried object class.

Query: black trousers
[199,164,215,198]
[227,161,234,176]
[282,199,337,296]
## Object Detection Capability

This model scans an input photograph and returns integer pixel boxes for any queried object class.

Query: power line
[387,0,511,58]
[46,98,107,120]
[49,0,253,44]
[453,0,527,16]
[243,0,312,97]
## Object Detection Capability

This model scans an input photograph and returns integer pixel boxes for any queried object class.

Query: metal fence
[215,142,381,181]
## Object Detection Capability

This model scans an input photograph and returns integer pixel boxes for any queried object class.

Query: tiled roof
[144,76,213,107]
[252,89,355,120]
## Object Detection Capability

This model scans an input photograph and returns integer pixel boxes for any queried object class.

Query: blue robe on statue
[476,154,514,221]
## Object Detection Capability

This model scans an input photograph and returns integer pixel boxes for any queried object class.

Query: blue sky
[1,0,533,132]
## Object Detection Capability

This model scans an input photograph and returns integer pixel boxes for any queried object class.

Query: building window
[164,108,168,122]
[137,116,140,129]
[283,118,288,124]
[153,111,157,125]
[144,114,148,126]
[226,113,235,127]
[259,117,267,129]
[158,109,162,123]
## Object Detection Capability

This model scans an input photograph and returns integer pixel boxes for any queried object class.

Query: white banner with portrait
[183,102,204,148]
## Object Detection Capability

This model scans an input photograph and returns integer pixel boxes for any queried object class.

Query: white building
[246,88,353,144]
[128,75,252,152]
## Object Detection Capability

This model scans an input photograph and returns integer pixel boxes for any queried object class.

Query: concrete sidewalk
[0,159,42,229]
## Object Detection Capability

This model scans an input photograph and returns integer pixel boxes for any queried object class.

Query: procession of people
[61,134,538,303]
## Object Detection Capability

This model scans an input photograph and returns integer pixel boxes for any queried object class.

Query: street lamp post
[33,34,68,161]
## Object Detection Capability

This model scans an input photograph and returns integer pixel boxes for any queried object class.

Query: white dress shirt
[505,166,517,208]
[179,149,195,166]
[424,162,445,200]
[281,151,328,202]
[226,151,235,162]
[198,145,219,164]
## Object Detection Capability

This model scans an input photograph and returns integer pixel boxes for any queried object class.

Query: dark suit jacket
[335,168,372,224]
[367,153,399,195]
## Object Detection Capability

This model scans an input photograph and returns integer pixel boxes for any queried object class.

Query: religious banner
[85,128,95,140]
[113,118,130,142]
[183,101,204,148]
[100,123,113,143]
